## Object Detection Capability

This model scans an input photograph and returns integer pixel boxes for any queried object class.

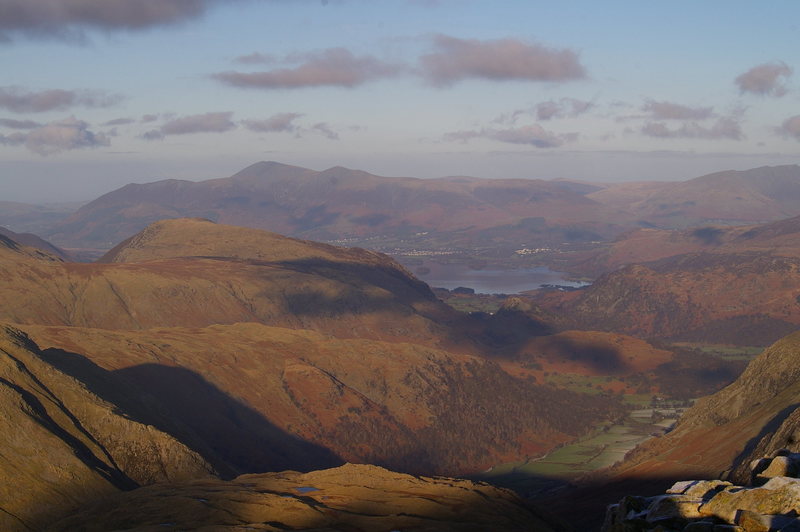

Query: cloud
[0,116,110,155]
[0,131,26,146]
[642,99,714,120]
[493,98,592,124]
[0,86,122,113]
[735,62,792,97]
[536,98,592,120]
[310,122,339,140]
[641,117,743,140]
[444,124,574,148]
[141,129,164,141]
[0,0,246,42]
[777,115,800,140]
[141,114,159,123]
[419,34,586,86]
[214,47,401,89]
[242,112,302,133]
[102,117,135,126]
[0,117,41,129]
[161,111,236,135]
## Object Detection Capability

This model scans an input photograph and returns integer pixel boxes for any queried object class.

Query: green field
[670,342,762,361]
[473,408,678,495]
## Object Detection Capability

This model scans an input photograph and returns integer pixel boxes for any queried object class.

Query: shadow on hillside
[530,334,626,374]
[0,372,137,492]
[273,257,437,311]
[534,473,693,532]
[727,402,800,483]
[39,348,344,478]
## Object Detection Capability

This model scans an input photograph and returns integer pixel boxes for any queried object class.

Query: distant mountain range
[7,161,795,253]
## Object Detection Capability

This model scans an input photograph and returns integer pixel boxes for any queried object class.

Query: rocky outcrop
[0,324,216,532]
[604,450,800,531]
[48,463,558,532]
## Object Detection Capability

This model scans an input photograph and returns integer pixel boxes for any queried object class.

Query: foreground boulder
[49,463,557,532]
[603,450,800,531]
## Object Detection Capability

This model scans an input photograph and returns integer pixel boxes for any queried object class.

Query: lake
[410,262,589,294]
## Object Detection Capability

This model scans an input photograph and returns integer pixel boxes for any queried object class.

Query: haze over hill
[43,161,626,250]
[28,162,800,255]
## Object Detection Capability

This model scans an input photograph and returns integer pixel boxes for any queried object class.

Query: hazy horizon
[2,0,799,203]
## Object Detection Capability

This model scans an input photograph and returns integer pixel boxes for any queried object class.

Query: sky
[1,0,799,203]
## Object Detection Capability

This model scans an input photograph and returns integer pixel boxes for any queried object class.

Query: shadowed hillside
[0,325,215,532]
[24,322,624,476]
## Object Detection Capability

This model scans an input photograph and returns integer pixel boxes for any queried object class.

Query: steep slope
[0,225,68,259]
[535,252,800,345]
[0,324,215,532]
[539,331,800,530]
[599,331,800,485]
[21,322,623,476]
[44,161,627,249]
[50,464,558,532]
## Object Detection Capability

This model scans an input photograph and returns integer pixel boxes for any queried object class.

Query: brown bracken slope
[601,330,800,484]
[535,252,800,346]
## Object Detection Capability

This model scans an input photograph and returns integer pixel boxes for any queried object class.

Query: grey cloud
[103,117,135,126]
[735,62,792,97]
[536,98,592,120]
[490,125,573,147]
[140,114,159,123]
[214,48,401,89]
[442,129,481,143]
[0,0,244,42]
[242,112,303,133]
[141,129,164,141]
[643,99,714,120]
[777,115,800,140]
[444,124,574,148]
[310,122,339,140]
[0,86,122,113]
[0,116,111,155]
[160,111,236,135]
[494,98,592,124]
[642,117,743,140]
[0,117,41,129]
[419,34,586,87]
[536,101,561,121]
[0,131,26,145]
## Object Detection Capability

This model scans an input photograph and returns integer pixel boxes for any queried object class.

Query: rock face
[0,325,215,532]
[601,327,800,532]
[604,457,800,531]
[48,463,557,532]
